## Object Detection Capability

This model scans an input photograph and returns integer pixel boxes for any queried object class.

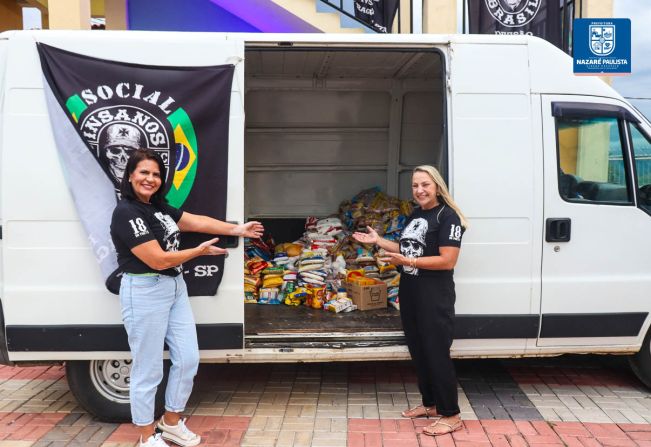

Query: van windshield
[627,98,651,127]
[630,123,651,214]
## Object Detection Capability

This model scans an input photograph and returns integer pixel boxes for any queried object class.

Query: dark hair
[119,148,168,205]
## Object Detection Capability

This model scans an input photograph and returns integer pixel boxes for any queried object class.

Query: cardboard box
[345,280,387,311]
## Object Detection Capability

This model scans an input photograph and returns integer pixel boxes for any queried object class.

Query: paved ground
[0,356,650,446]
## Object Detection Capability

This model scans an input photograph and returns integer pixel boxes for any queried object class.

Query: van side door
[538,95,651,350]
[449,42,541,356]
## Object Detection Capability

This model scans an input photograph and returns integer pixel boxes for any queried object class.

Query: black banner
[468,0,561,48]
[354,0,399,33]
[38,43,235,296]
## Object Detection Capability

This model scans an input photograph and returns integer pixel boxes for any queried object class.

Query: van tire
[65,360,168,423]
[630,328,651,389]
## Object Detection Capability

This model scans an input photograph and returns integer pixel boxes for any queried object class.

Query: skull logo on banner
[400,217,428,276]
[100,123,144,183]
[503,0,522,10]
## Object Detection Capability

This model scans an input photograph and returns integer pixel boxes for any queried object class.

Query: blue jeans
[120,274,200,426]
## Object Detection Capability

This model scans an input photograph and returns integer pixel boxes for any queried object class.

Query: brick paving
[457,360,544,422]
[0,357,647,446]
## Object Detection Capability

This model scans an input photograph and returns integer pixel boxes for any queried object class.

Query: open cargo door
[448,40,542,354]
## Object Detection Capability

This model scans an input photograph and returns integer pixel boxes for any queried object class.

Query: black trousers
[399,274,459,416]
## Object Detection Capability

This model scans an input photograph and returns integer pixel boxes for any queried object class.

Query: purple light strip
[209,0,323,33]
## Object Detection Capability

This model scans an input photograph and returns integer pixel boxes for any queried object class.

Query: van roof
[0,30,623,100]
[1,30,529,45]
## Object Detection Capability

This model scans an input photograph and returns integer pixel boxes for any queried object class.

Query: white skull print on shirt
[154,211,181,252]
[400,218,428,275]
[399,204,464,277]
[151,210,181,274]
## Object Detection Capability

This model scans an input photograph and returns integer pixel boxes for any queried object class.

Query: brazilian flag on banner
[38,43,235,296]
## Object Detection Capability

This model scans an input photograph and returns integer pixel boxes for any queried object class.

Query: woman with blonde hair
[353,165,467,436]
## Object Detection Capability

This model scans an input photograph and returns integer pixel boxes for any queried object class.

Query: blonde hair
[413,165,469,229]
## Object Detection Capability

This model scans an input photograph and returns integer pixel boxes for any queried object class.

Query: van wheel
[630,328,651,389]
[65,360,168,423]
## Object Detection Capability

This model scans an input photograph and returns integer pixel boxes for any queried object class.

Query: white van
[1,30,650,421]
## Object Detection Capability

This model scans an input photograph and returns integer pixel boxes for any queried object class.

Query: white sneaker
[140,433,170,447]
[157,417,201,447]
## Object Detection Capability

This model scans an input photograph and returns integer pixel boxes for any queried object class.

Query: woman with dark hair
[110,148,263,447]
[352,165,467,437]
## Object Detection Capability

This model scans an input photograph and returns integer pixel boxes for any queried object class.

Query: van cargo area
[243,46,445,345]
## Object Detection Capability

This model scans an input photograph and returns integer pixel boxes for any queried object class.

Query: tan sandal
[421,418,462,436]
[400,405,440,419]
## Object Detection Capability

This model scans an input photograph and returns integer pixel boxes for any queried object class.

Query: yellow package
[263,277,283,288]
[286,243,303,257]
[284,287,308,306]
[352,277,376,286]
[379,264,397,274]
[262,274,283,281]
[346,269,365,282]
[311,286,326,309]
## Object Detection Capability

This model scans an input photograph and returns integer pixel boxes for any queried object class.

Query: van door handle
[221,221,240,248]
[546,218,571,242]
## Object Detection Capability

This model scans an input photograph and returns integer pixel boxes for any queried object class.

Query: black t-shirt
[399,203,464,277]
[110,199,184,277]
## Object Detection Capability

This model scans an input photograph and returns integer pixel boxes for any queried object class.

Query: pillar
[105,0,127,30]
[581,0,613,19]
[0,0,23,32]
[48,0,91,30]
[422,0,456,34]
